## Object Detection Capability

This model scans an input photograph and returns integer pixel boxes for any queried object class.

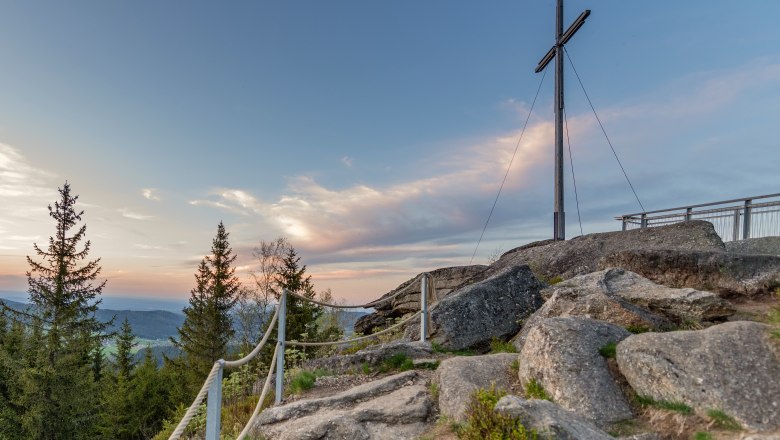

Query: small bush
[599,342,617,358]
[489,338,517,354]
[457,385,537,440]
[289,370,316,394]
[706,409,741,431]
[524,378,550,401]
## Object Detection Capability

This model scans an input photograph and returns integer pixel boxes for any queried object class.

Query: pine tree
[114,318,135,381]
[21,182,108,439]
[172,221,241,391]
[276,246,322,353]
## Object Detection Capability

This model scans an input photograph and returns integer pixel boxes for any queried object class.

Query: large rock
[480,221,725,283]
[494,396,614,440]
[355,265,486,334]
[600,249,780,297]
[727,236,780,256]
[617,321,780,432]
[404,265,544,352]
[512,270,676,351]
[517,317,633,427]
[433,353,518,421]
[253,371,432,439]
[304,341,432,375]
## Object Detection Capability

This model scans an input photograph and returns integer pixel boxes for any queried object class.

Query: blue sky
[1,1,779,303]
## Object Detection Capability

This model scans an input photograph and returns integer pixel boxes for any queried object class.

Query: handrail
[616,192,780,218]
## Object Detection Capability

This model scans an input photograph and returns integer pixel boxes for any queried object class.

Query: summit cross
[535,0,590,241]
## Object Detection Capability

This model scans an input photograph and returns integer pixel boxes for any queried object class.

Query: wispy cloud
[118,208,153,221]
[141,188,161,201]
[340,156,353,167]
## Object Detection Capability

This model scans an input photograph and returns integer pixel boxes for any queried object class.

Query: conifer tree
[21,182,108,439]
[114,318,136,381]
[172,221,241,390]
[276,246,322,347]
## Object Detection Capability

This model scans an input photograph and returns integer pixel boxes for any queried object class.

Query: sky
[1,1,779,306]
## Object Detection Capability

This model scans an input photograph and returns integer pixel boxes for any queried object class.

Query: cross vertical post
[535,1,590,241]
[275,289,287,405]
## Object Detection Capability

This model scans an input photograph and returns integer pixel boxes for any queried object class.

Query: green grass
[706,409,741,431]
[431,341,476,356]
[378,353,414,373]
[524,378,551,401]
[599,342,617,358]
[289,370,317,394]
[625,325,650,334]
[510,359,519,373]
[635,395,692,414]
[489,338,517,354]
[768,288,780,340]
[693,432,713,440]
[457,385,537,440]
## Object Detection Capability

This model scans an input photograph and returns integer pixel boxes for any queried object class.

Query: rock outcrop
[479,221,725,283]
[600,249,780,297]
[726,236,780,256]
[404,265,544,351]
[433,353,518,421]
[494,396,614,440]
[512,269,679,351]
[617,321,780,432]
[355,265,486,334]
[303,341,432,375]
[517,317,633,427]
[253,371,432,440]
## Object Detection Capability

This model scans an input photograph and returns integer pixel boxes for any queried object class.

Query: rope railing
[174,271,435,440]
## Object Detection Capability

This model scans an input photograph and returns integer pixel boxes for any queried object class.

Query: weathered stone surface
[617,321,780,432]
[727,236,780,256]
[355,265,486,334]
[433,353,518,421]
[617,434,661,440]
[512,269,675,352]
[741,435,780,440]
[254,371,432,439]
[479,221,725,283]
[304,341,432,375]
[600,249,780,297]
[404,265,544,352]
[494,395,614,440]
[517,317,633,427]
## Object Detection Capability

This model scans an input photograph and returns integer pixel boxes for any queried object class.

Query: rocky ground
[247,221,780,440]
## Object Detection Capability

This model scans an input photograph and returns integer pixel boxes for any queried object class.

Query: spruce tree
[276,246,322,349]
[172,221,240,391]
[21,182,108,439]
[114,318,135,381]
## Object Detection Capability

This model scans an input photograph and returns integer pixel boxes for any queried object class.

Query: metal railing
[616,193,780,242]
[169,272,434,440]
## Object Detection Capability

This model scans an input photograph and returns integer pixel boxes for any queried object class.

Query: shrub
[378,353,414,373]
[706,409,741,431]
[457,385,537,440]
[599,342,617,358]
[489,338,517,354]
[524,378,550,401]
[693,432,713,440]
[289,370,317,394]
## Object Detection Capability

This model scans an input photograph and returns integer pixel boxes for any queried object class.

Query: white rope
[284,311,422,347]
[286,273,426,309]
[224,306,279,368]
[236,341,280,440]
[168,361,222,440]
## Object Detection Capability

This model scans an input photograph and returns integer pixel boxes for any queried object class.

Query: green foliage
[431,341,476,356]
[706,409,742,431]
[693,432,713,440]
[114,318,136,381]
[635,395,692,414]
[768,288,780,340]
[510,359,520,374]
[625,325,650,334]
[429,382,439,401]
[457,385,537,440]
[289,370,317,394]
[379,353,414,373]
[16,182,110,439]
[489,337,517,354]
[171,221,241,394]
[361,363,371,375]
[524,378,551,401]
[599,342,617,358]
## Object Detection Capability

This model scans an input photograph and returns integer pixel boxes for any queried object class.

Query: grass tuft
[456,385,537,440]
[599,342,617,358]
[524,378,551,401]
[635,395,692,414]
[289,370,317,394]
[706,409,742,431]
[489,337,517,354]
[625,324,650,334]
[693,432,713,440]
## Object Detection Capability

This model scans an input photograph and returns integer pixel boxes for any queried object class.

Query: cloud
[118,208,153,221]
[340,156,353,167]
[142,188,161,201]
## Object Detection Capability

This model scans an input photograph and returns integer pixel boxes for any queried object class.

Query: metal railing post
[420,273,428,342]
[685,207,692,221]
[743,199,752,239]
[640,213,648,228]
[275,289,287,405]
[732,208,740,242]
[621,217,627,231]
[205,360,224,440]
